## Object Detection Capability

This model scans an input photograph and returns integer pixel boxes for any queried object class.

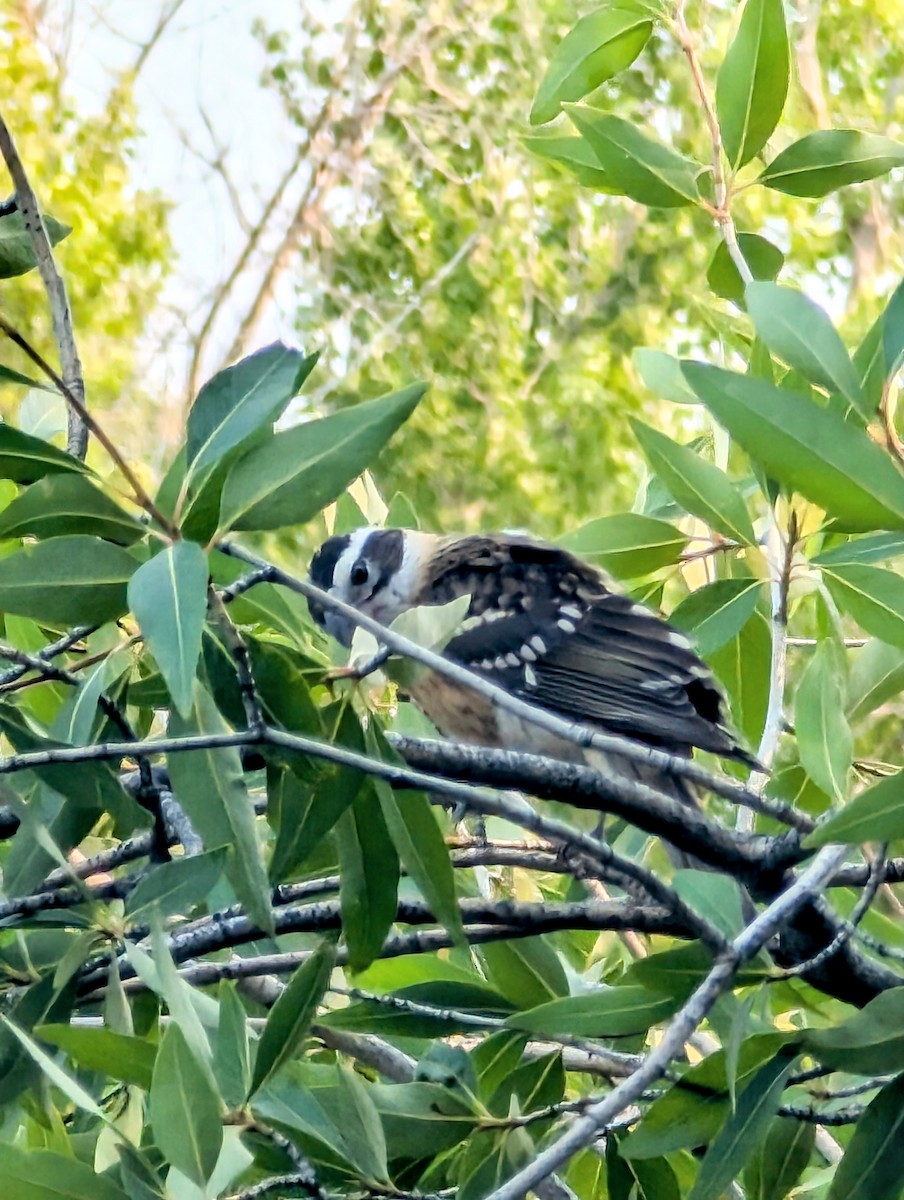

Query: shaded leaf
[0,210,71,279]
[0,1145,127,1200]
[745,1116,816,1200]
[795,641,852,801]
[0,473,143,544]
[0,424,88,483]
[746,283,865,415]
[150,1023,223,1187]
[218,382,426,532]
[249,939,336,1096]
[760,130,904,197]
[523,133,615,190]
[125,845,230,920]
[506,986,675,1037]
[187,342,318,476]
[822,563,904,650]
[338,780,400,973]
[716,0,789,168]
[827,1073,904,1200]
[0,535,136,624]
[128,540,209,718]
[478,939,569,1008]
[682,362,904,531]
[565,105,702,206]
[707,233,784,305]
[806,768,904,848]
[215,982,252,1109]
[334,1067,390,1183]
[806,989,904,1074]
[847,639,904,724]
[168,685,273,934]
[669,579,763,655]
[36,1023,156,1091]
[0,363,54,391]
[631,418,756,544]
[531,4,653,125]
[561,513,687,577]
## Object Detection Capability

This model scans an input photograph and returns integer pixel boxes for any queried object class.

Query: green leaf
[338,781,400,973]
[369,1080,477,1160]
[168,685,273,934]
[806,768,904,848]
[0,473,144,544]
[715,0,789,168]
[813,533,904,566]
[795,641,852,801]
[828,1074,904,1200]
[0,425,88,483]
[565,105,703,207]
[506,986,675,1037]
[215,982,252,1109]
[0,364,54,391]
[368,727,464,948]
[0,1145,128,1200]
[218,382,426,532]
[36,1024,156,1090]
[760,130,904,197]
[707,233,784,305]
[847,639,904,724]
[561,513,687,578]
[125,845,230,920]
[128,541,209,718]
[669,579,763,656]
[688,1049,798,1200]
[187,342,318,477]
[883,276,904,381]
[806,989,904,1074]
[822,563,904,650]
[709,609,771,747]
[249,939,336,1096]
[745,283,865,415]
[335,1067,390,1183]
[530,4,653,125]
[631,419,756,544]
[745,1117,816,1200]
[634,348,700,404]
[478,939,569,1008]
[269,762,362,882]
[1,1016,106,1118]
[0,210,71,279]
[523,133,615,190]
[0,535,137,624]
[682,362,904,531]
[150,1023,223,1187]
[673,872,746,940]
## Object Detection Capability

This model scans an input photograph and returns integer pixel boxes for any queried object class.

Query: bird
[306,527,755,810]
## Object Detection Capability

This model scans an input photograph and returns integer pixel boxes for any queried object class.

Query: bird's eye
[350,561,369,587]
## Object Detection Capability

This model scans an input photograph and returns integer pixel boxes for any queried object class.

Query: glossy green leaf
[707,233,784,305]
[709,609,771,747]
[0,210,71,279]
[631,418,756,544]
[338,781,400,973]
[168,685,273,934]
[669,579,763,655]
[218,382,426,532]
[36,1023,156,1090]
[561,513,687,577]
[565,105,702,207]
[128,540,209,718]
[0,535,137,624]
[478,939,569,1008]
[187,342,317,476]
[795,641,852,801]
[249,939,336,1096]
[745,1117,816,1200]
[847,639,904,724]
[1,1016,106,1118]
[883,276,904,380]
[760,130,904,197]
[0,424,89,483]
[215,982,252,1109]
[523,133,615,190]
[806,768,904,848]
[334,1067,390,1183]
[531,4,653,125]
[125,845,230,920]
[813,533,904,566]
[0,473,143,544]
[716,0,788,168]
[746,283,865,415]
[674,872,746,940]
[806,988,904,1074]
[369,1080,477,1160]
[827,1073,904,1200]
[688,1049,798,1200]
[506,986,675,1037]
[822,563,904,650]
[634,347,700,404]
[150,1023,223,1187]
[682,362,904,531]
[0,1145,128,1200]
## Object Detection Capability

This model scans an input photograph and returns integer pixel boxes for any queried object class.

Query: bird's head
[307,526,438,646]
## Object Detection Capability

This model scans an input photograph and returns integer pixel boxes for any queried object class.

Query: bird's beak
[324,610,356,648]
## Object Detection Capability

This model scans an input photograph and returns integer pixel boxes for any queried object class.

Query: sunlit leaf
[760,130,904,197]
[0,473,143,544]
[0,210,71,279]
[806,768,904,848]
[561,513,687,577]
[150,1023,223,1187]
[716,0,789,168]
[795,641,852,801]
[827,1073,904,1200]
[822,563,904,650]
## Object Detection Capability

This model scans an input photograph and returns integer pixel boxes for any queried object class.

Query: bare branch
[0,111,88,456]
